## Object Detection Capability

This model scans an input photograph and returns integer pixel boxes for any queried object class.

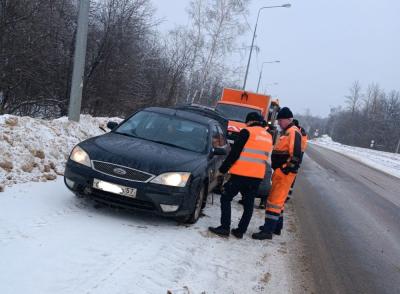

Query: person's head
[293,119,299,127]
[277,107,293,130]
[245,112,263,126]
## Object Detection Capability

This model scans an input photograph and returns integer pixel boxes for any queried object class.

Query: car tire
[176,185,206,224]
[74,192,84,198]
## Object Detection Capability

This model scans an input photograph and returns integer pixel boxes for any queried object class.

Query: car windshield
[215,104,262,123]
[115,110,209,153]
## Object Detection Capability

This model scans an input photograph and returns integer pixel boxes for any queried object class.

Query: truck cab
[215,88,271,144]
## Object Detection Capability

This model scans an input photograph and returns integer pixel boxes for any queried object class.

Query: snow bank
[311,135,400,179]
[0,114,122,190]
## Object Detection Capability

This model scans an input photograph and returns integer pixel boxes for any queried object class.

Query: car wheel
[74,192,84,198]
[177,185,206,224]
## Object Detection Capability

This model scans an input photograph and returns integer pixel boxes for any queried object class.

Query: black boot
[231,228,244,239]
[259,225,281,235]
[252,231,273,240]
[208,226,230,237]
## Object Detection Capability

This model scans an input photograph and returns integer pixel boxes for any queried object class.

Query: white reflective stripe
[267,203,282,210]
[243,148,270,157]
[227,139,234,144]
[237,156,267,164]
[266,214,280,221]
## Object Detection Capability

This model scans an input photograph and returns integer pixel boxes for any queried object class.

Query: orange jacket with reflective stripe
[301,132,308,152]
[229,126,273,179]
[271,124,302,170]
[296,126,308,152]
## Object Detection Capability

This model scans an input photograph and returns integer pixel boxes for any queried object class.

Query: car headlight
[70,146,91,167]
[151,172,191,187]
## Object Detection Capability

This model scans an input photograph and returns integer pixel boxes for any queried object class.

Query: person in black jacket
[209,112,273,239]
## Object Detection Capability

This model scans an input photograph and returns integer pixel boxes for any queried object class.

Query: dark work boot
[252,231,273,240]
[259,225,280,235]
[208,226,230,237]
[274,216,283,235]
[231,228,244,239]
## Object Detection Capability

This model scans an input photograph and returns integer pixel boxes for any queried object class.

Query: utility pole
[68,0,90,122]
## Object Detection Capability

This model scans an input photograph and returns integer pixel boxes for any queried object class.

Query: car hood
[79,132,207,175]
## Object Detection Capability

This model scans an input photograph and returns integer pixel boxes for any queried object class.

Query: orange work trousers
[263,168,296,233]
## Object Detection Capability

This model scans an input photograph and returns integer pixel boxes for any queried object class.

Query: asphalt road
[293,145,400,294]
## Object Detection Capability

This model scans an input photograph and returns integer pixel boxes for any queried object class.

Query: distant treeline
[297,81,400,153]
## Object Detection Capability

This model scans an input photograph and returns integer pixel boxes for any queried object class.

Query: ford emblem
[113,168,127,175]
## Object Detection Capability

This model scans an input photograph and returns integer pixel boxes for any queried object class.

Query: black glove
[280,166,291,175]
[281,161,299,175]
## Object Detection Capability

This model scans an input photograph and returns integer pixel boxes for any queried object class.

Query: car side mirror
[212,147,227,156]
[107,121,119,130]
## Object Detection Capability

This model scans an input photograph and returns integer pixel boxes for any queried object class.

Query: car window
[115,110,209,153]
[216,125,227,146]
[212,125,225,148]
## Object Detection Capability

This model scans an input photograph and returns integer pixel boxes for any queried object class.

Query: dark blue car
[64,106,228,223]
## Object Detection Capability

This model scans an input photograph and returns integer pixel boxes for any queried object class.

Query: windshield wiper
[148,139,195,152]
[114,131,138,138]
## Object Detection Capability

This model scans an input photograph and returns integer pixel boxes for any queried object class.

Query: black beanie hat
[245,112,262,123]
[277,107,293,119]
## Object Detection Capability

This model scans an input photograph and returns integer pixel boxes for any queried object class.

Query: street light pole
[68,0,90,122]
[242,4,291,90]
[256,60,280,92]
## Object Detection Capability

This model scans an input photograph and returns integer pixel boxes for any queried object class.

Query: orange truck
[215,88,277,144]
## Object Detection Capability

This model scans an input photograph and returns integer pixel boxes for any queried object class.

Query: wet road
[293,145,400,294]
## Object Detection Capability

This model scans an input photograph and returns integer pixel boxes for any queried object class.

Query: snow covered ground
[311,135,400,179]
[0,115,122,191]
[0,178,311,294]
[0,114,313,293]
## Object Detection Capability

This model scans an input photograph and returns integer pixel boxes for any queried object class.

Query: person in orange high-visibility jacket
[287,119,309,197]
[293,119,308,161]
[209,112,273,239]
[252,107,302,240]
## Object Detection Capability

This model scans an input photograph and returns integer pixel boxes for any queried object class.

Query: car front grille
[91,190,156,211]
[92,160,154,182]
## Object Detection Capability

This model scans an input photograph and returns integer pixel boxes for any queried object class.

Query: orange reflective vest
[229,126,273,179]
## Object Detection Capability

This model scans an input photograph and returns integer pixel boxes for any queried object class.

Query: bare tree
[345,80,362,114]
[184,0,249,105]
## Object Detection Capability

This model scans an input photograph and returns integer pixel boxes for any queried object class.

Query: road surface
[293,145,400,294]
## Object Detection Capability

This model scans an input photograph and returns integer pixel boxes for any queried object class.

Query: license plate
[93,179,137,198]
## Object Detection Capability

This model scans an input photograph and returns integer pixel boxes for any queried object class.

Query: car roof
[143,106,221,126]
[173,104,228,130]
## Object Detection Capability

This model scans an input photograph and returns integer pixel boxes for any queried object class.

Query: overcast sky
[151,0,400,117]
